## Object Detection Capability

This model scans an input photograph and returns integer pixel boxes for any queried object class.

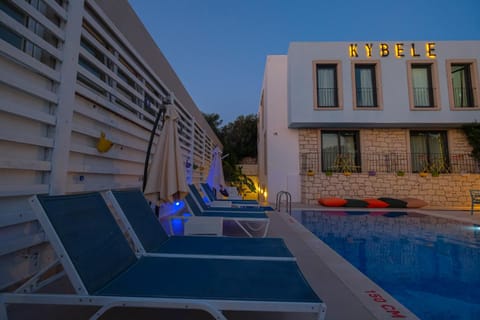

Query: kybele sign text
[349,42,436,59]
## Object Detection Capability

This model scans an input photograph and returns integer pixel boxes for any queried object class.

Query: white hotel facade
[0,0,220,290]
[258,41,480,207]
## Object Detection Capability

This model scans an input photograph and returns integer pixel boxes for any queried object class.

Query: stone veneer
[299,128,480,208]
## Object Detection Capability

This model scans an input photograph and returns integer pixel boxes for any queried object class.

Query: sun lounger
[184,192,270,237]
[199,183,274,211]
[188,184,271,213]
[0,192,326,320]
[105,189,294,261]
[200,183,272,210]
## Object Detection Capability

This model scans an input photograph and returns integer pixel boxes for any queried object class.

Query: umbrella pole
[142,104,167,192]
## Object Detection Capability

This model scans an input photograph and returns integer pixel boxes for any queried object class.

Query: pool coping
[272,210,420,320]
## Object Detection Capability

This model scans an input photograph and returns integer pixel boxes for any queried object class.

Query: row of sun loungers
[0,189,327,320]
[183,185,271,237]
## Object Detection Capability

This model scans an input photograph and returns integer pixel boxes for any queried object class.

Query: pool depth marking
[365,290,407,318]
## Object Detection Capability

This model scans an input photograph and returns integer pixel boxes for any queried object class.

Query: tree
[202,113,258,161]
[462,122,480,162]
[221,114,258,161]
[202,113,258,191]
[202,112,223,138]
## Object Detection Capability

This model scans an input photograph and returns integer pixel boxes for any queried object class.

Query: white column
[49,0,85,195]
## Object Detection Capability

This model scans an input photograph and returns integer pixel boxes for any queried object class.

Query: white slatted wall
[0,0,219,289]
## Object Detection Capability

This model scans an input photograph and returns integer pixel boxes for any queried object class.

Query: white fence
[0,0,220,289]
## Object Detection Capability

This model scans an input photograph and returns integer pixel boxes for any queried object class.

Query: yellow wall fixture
[96,131,113,153]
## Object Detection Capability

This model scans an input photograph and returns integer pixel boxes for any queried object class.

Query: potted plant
[430,169,440,177]
[396,170,405,176]
[325,170,333,177]
[419,171,428,177]
[332,155,356,176]
[428,158,448,177]
[307,169,315,176]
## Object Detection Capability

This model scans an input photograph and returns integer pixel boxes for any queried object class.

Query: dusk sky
[128,0,480,125]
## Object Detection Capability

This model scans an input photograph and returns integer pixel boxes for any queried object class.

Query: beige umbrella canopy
[144,106,188,203]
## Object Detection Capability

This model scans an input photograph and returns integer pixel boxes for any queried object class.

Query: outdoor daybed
[318,197,428,208]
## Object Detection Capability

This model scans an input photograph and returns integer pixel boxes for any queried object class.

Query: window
[314,61,342,108]
[407,61,439,109]
[447,61,479,109]
[410,131,449,173]
[352,62,382,108]
[411,65,433,107]
[321,131,360,172]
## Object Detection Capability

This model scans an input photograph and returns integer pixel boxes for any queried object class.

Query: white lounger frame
[104,191,293,261]
[0,196,325,320]
[185,194,270,238]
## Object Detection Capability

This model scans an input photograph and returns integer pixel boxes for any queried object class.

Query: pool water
[292,210,480,320]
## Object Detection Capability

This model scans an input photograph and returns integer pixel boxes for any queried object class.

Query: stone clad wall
[299,128,480,208]
[361,129,408,155]
[299,129,319,155]
[449,129,473,154]
[302,173,478,208]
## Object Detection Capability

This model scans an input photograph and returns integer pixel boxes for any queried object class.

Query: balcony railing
[300,151,480,174]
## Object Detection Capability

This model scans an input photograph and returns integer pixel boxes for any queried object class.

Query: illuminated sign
[349,42,436,59]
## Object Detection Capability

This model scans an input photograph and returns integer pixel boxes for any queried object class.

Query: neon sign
[349,42,436,59]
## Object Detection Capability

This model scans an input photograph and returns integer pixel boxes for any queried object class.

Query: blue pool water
[292,210,480,320]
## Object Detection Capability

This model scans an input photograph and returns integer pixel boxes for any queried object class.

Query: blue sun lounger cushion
[108,189,293,260]
[188,185,270,213]
[20,192,326,320]
[200,183,274,210]
[184,193,270,237]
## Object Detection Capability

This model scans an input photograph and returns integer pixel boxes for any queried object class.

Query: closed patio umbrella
[144,106,187,203]
[206,146,226,195]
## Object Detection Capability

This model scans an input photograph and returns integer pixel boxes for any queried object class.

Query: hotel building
[0,0,220,290]
[258,41,480,207]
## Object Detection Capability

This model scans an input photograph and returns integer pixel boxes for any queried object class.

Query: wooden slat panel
[74,97,150,141]
[13,0,66,40]
[0,232,46,256]
[71,122,148,154]
[0,11,62,60]
[0,211,37,229]
[0,65,58,103]
[0,159,51,171]
[68,163,142,176]
[0,103,55,126]
[0,129,54,148]
[70,143,145,164]
[80,28,164,108]
[0,185,49,197]
[0,39,60,82]
[0,243,56,290]
[83,6,170,99]
[43,0,68,21]
[67,181,141,194]
[75,85,152,131]
[79,46,144,102]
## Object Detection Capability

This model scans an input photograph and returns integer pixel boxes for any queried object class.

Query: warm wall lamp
[142,95,173,192]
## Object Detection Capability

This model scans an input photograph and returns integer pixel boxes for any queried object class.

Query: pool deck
[5,204,480,319]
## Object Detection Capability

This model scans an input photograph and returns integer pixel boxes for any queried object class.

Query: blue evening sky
[128,0,480,125]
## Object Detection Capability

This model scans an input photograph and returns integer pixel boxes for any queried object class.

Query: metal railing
[275,191,292,215]
[300,151,480,174]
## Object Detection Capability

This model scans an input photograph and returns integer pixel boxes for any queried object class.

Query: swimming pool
[291,210,480,320]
